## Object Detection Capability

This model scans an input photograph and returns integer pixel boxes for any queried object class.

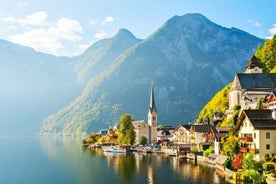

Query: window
[266,144,270,150]
[254,133,256,139]
[266,132,270,139]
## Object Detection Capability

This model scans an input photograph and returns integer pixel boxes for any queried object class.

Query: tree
[255,35,276,72]
[257,98,263,110]
[242,153,262,171]
[118,113,136,145]
[203,146,214,157]
[139,136,147,146]
[198,83,231,121]
[221,134,240,160]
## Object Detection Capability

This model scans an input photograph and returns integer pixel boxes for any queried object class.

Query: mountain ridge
[40,13,264,135]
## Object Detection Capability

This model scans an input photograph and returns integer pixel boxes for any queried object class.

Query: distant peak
[115,28,137,39]
[168,13,209,24]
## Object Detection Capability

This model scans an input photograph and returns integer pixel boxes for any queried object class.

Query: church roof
[132,120,148,129]
[149,83,157,113]
[231,73,276,91]
[245,55,263,70]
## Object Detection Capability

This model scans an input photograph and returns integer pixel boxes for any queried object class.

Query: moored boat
[103,146,127,153]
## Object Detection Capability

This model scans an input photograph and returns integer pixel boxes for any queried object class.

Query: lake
[0,136,229,184]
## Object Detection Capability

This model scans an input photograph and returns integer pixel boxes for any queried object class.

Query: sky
[0,0,275,57]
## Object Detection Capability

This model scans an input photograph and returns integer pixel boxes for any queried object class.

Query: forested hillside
[197,35,276,126]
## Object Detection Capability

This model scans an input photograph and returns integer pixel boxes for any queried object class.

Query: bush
[263,162,275,173]
[203,146,214,157]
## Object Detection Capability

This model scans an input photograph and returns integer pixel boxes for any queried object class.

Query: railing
[240,147,248,153]
[239,136,253,142]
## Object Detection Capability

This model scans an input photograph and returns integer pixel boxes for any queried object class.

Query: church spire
[149,81,157,113]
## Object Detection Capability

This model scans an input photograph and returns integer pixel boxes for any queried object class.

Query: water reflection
[38,137,228,184]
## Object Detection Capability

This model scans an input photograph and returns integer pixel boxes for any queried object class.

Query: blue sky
[0,0,275,56]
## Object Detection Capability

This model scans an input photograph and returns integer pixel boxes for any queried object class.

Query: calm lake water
[0,136,229,184]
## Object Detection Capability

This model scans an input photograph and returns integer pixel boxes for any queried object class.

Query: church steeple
[149,81,157,113]
[148,81,157,143]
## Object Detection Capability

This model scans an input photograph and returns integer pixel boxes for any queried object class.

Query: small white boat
[103,146,127,153]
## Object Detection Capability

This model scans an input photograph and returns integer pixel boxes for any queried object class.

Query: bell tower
[148,82,157,143]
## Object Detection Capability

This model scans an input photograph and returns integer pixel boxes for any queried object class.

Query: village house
[190,124,211,150]
[226,55,276,161]
[235,109,276,161]
[157,125,174,143]
[213,127,230,155]
[171,124,191,144]
[227,55,276,118]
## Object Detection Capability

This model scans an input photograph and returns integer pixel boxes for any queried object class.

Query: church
[132,83,158,144]
[227,55,276,117]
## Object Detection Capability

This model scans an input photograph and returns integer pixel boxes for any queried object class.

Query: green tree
[118,113,136,145]
[255,35,276,72]
[198,83,231,122]
[257,98,263,109]
[139,136,147,146]
[203,146,214,157]
[242,153,262,171]
[221,134,240,160]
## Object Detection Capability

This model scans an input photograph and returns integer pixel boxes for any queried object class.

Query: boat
[103,146,127,153]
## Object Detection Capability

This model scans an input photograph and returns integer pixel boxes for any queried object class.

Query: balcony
[240,147,248,153]
[239,136,253,142]
[249,148,256,154]
[240,147,256,153]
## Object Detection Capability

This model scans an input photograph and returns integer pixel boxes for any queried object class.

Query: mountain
[75,29,142,85]
[0,40,80,135]
[40,13,264,135]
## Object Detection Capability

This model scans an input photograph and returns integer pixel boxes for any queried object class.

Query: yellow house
[235,109,276,161]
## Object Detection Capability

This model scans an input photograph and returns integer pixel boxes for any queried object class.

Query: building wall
[148,110,157,143]
[172,126,191,144]
[133,122,149,145]
[259,129,276,160]
[229,90,241,110]
[239,117,276,160]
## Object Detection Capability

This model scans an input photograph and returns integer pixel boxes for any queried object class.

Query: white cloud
[94,30,108,39]
[3,11,48,26]
[268,24,276,35]
[248,19,261,27]
[254,22,261,27]
[102,16,114,25]
[8,14,83,55]
[90,19,99,26]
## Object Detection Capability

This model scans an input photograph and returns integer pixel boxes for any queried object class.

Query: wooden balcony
[240,147,256,153]
[240,147,248,153]
[239,136,253,142]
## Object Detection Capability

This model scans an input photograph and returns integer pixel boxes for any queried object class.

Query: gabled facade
[244,55,263,74]
[228,73,276,111]
[235,110,276,160]
[132,120,149,145]
[227,56,276,117]
[172,124,191,144]
[190,124,211,150]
